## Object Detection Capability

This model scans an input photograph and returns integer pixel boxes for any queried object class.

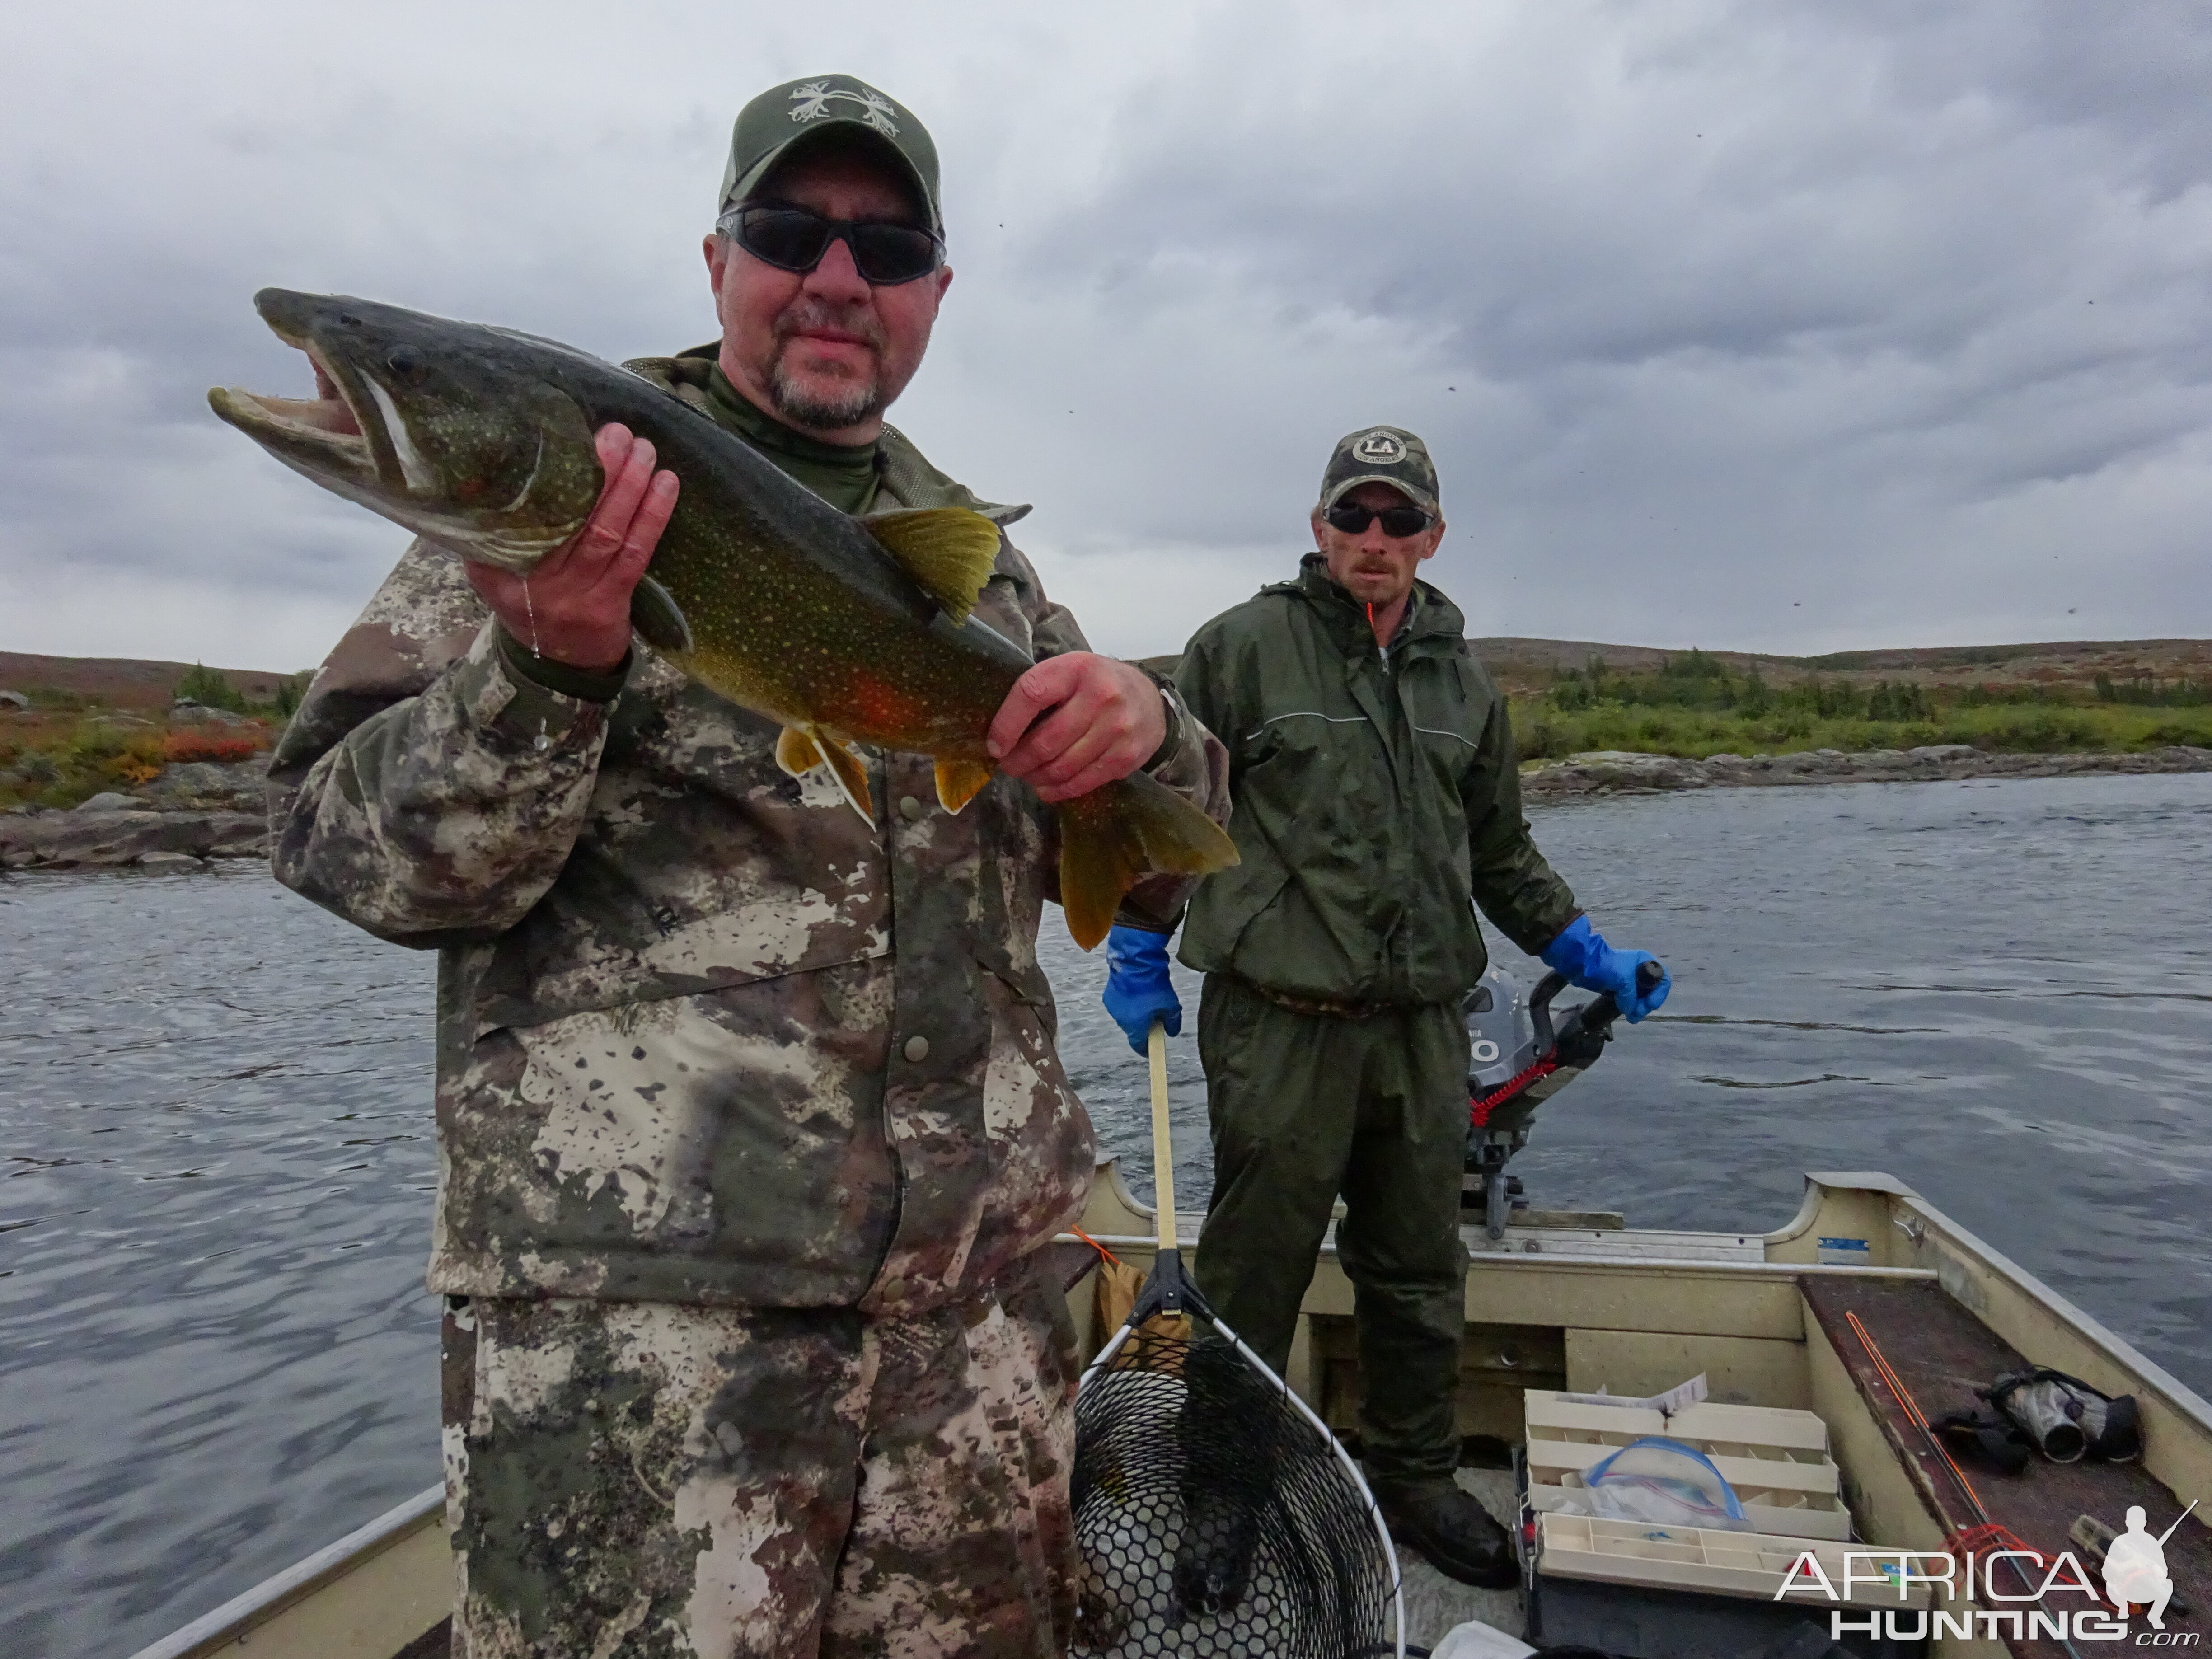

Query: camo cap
[719,75,942,235]
[1317,426,1439,514]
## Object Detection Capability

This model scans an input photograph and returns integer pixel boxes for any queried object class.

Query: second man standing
[1103,425,1669,1587]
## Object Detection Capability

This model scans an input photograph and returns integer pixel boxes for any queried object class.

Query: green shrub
[268,673,311,718]
[175,663,248,712]
[1508,679,2212,763]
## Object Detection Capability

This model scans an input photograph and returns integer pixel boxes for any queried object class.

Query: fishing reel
[1462,960,1665,1239]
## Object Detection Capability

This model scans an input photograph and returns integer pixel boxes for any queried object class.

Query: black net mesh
[1071,1318,1397,1658]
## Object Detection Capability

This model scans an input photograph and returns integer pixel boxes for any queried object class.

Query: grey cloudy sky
[4,0,2208,669]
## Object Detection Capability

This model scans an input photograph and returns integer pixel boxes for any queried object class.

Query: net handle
[1148,1020,1176,1254]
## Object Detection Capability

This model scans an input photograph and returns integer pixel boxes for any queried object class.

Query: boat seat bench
[1803,1275,2210,1658]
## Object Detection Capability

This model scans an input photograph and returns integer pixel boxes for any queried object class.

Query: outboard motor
[1462,959,1666,1239]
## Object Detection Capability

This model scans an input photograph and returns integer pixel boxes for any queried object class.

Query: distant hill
[9,637,2207,713]
[1142,637,2212,694]
[0,651,300,710]
[1465,636,2212,695]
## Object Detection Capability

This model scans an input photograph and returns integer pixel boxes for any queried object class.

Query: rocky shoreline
[7,745,2211,869]
[1,757,272,871]
[1522,742,2212,799]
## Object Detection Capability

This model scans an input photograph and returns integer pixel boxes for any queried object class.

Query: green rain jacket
[1173,556,1579,1007]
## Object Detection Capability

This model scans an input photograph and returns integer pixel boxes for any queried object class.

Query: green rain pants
[1191,974,1471,1487]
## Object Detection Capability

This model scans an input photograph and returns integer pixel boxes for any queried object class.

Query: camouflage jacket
[268,363,1229,1314]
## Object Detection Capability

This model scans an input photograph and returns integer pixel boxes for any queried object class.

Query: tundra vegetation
[6,645,2207,811]
[1511,649,2212,763]
[0,666,303,810]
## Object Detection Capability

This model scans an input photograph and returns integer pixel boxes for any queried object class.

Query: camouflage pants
[442,1266,1080,1659]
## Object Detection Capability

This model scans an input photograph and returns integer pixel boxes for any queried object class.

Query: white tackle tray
[1523,1390,1851,1542]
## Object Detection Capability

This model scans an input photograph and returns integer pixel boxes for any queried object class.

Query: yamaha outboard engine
[1462,959,1665,1239]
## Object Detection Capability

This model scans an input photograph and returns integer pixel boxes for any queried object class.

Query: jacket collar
[624,345,1032,525]
[1278,553,1467,653]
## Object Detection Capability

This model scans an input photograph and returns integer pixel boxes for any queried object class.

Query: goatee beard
[768,360,881,431]
[767,300,887,431]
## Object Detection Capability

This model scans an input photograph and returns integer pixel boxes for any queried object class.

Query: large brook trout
[209,289,1234,947]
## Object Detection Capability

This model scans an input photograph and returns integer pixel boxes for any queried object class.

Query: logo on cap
[1352,430,1407,465]
[788,81,900,137]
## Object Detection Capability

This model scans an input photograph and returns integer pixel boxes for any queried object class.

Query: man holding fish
[254,76,1228,1657]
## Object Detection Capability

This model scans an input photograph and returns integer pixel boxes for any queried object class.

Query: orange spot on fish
[844,668,929,736]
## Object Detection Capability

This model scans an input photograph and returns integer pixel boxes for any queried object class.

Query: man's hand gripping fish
[209,288,1236,947]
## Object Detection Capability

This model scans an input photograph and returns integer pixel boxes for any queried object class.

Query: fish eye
[386,346,425,380]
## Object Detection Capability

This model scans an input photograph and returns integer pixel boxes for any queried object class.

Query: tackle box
[1522,1391,1852,1542]
[1527,1512,1931,1659]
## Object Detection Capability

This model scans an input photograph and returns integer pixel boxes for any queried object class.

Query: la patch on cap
[719,75,943,234]
[1319,425,1440,513]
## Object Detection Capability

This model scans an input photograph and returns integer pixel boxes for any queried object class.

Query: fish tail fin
[1054,771,1238,950]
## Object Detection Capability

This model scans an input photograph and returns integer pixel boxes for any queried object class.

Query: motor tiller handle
[1529,958,1667,1054]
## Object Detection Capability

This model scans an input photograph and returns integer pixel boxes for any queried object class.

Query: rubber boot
[1373,1479,1518,1589]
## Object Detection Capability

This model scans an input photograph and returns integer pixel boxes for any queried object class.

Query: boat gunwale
[1856,1172,2212,1462]
[124,1482,445,1659]
[1060,1231,1946,1279]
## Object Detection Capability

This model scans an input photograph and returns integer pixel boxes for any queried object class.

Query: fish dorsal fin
[863,507,1002,623]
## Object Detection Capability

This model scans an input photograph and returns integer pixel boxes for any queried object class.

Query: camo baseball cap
[1318,426,1440,514]
[719,75,942,235]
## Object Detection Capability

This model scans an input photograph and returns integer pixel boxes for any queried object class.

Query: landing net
[1070,1281,1401,1658]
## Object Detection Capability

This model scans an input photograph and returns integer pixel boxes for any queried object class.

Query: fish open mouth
[209,321,385,487]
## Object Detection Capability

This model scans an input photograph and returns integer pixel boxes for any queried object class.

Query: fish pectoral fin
[775,724,825,779]
[777,724,876,825]
[629,576,693,654]
[933,758,995,815]
[862,507,1003,623]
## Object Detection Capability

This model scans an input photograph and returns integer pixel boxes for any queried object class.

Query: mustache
[772,299,887,356]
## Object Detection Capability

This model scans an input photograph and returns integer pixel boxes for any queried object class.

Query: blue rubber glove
[1538,914,1671,1022]
[1102,924,1182,1054]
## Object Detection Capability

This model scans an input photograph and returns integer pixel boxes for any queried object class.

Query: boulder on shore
[142,755,270,811]
[1525,744,2212,799]
[0,811,268,870]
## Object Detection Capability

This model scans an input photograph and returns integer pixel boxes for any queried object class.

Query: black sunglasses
[1324,502,1434,537]
[721,204,945,286]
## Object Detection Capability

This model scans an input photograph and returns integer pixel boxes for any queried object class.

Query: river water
[4,772,2208,1658]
